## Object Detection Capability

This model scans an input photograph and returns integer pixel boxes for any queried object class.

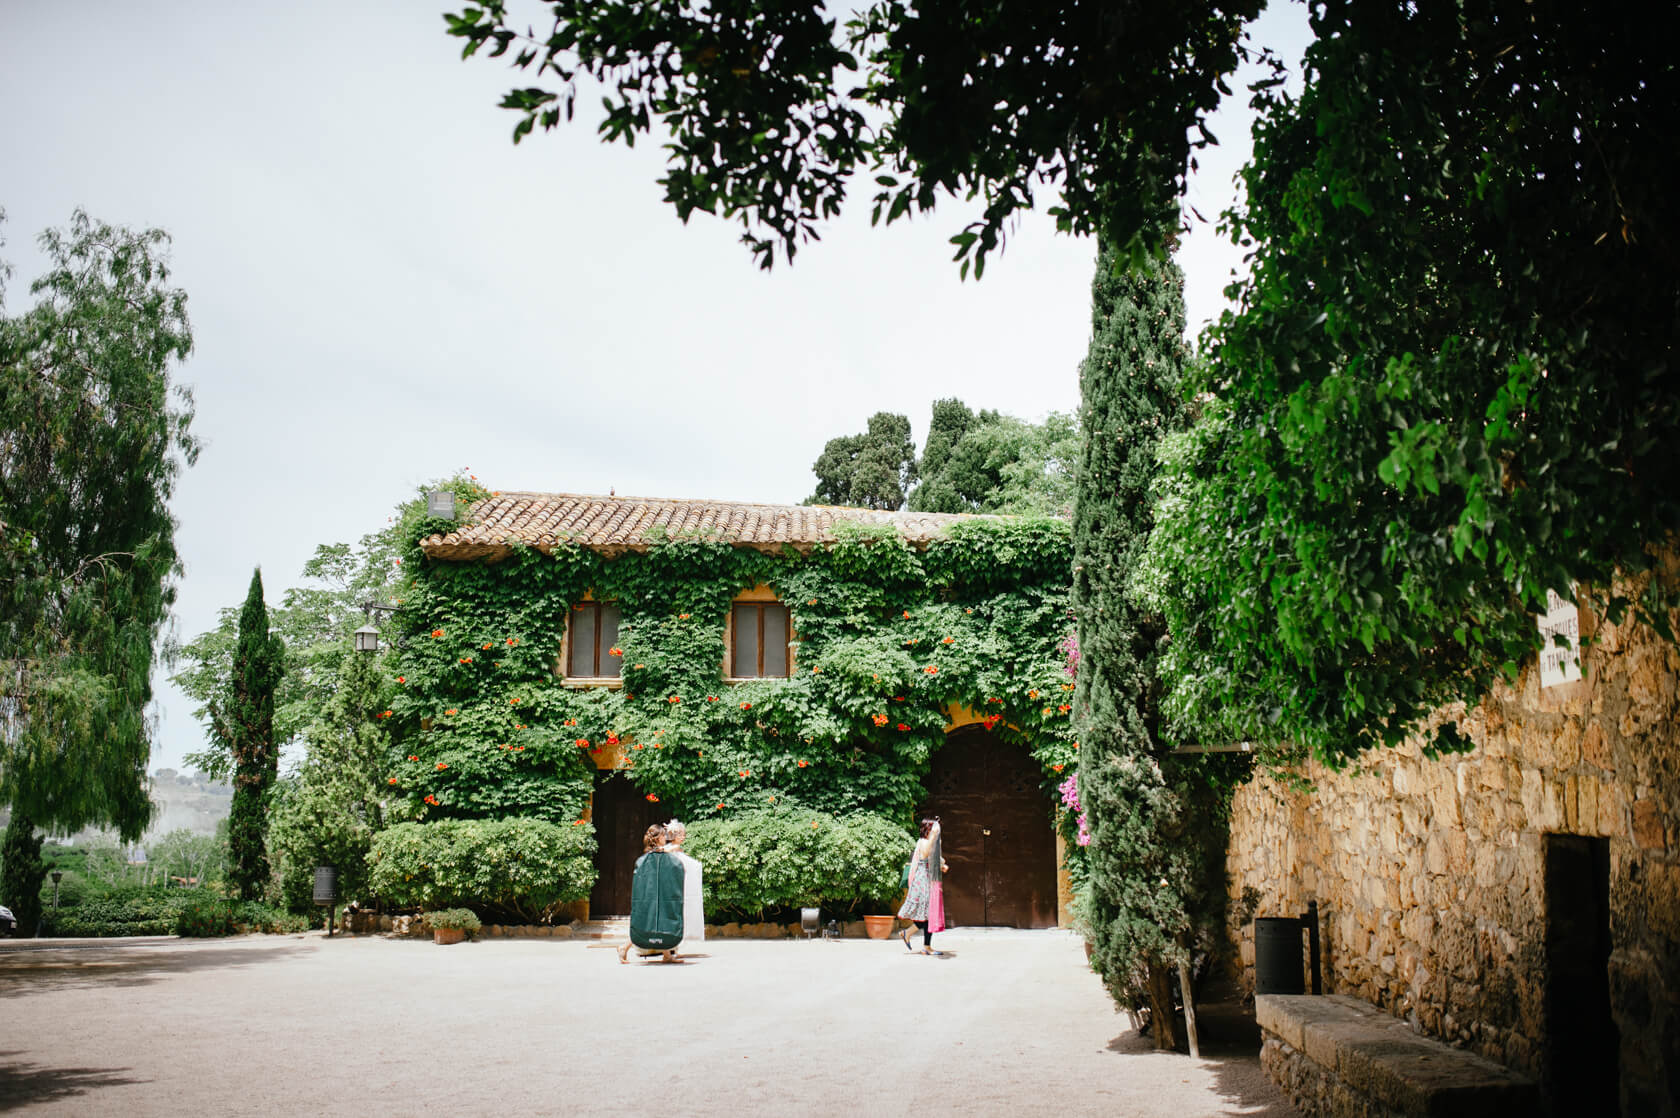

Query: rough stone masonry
[1225,567,1679,1116]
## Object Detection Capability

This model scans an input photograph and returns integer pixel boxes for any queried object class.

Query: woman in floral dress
[897,818,946,954]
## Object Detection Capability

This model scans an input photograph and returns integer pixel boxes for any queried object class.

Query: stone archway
[919,723,1059,929]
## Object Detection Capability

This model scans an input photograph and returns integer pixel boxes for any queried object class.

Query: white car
[0,905,15,936]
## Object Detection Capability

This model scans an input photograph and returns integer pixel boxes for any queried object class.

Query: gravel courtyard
[0,928,1295,1117]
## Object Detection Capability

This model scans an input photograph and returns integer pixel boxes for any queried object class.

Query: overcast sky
[0,1,1311,778]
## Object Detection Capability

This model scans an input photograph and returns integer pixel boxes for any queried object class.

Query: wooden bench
[1256,994,1539,1118]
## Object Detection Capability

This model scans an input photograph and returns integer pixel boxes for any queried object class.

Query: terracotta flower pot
[433,927,466,945]
[862,914,896,940]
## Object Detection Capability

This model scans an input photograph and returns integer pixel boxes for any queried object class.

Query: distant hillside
[146,769,232,837]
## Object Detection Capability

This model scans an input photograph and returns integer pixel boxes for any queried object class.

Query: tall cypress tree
[1070,245,1193,1046]
[220,568,285,901]
[0,811,46,936]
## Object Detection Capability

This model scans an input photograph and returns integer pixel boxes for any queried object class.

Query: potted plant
[422,908,481,945]
[862,913,898,940]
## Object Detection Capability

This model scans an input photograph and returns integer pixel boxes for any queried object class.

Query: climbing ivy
[380,482,1079,882]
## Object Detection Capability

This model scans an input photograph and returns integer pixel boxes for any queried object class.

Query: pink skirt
[928,882,946,933]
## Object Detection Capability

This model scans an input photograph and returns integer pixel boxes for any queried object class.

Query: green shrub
[422,908,482,933]
[176,896,238,937]
[684,808,909,918]
[366,817,594,922]
[231,900,310,934]
[51,887,196,937]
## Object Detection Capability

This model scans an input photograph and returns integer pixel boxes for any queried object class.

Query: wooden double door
[919,724,1059,929]
[588,770,667,918]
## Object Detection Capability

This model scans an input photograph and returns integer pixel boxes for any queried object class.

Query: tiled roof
[419,491,988,559]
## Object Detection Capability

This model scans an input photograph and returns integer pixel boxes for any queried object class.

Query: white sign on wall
[1537,588,1582,688]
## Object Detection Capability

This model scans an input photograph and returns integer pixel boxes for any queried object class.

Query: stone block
[1633,798,1667,851]
[1582,721,1613,769]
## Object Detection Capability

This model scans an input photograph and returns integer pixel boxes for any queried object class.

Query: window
[730,601,790,678]
[567,601,622,679]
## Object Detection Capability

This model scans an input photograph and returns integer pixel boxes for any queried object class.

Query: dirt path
[0,928,1296,1117]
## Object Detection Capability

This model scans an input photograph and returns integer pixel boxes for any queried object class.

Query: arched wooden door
[920,724,1058,928]
[588,770,666,918]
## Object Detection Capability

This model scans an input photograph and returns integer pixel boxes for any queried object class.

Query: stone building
[416,490,1077,927]
[1226,583,1678,1115]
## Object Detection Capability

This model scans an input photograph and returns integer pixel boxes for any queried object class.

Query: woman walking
[897,818,947,955]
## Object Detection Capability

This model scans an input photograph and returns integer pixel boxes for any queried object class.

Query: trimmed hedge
[49,888,193,936]
[684,808,908,918]
[366,817,594,921]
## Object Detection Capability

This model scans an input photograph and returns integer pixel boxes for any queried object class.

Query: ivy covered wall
[379,481,1079,896]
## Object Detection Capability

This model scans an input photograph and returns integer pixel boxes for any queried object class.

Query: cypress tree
[220,568,285,901]
[0,812,46,937]
[1070,246,1192,1046]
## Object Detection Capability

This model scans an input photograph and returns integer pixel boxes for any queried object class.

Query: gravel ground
[0,928,1297,1117]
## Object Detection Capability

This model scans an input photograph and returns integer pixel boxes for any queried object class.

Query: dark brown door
[588,770,665,918]
[921,725,1058,928]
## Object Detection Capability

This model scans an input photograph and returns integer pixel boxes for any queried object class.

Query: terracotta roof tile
[420,491,987,560]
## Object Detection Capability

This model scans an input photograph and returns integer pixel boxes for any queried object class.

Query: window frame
[727,599,792,680]
[563,599,623,683]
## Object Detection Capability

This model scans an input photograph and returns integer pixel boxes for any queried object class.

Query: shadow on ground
[0,1051,146,1112]
[0,938,314,996]
[1103,975,1299,1117]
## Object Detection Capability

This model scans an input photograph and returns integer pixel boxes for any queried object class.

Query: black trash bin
[1254,916,1305,994]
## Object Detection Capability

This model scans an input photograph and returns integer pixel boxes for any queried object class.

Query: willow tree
[0,211,197,896]
[1069,246,1201,1046]
[219,569,286,901]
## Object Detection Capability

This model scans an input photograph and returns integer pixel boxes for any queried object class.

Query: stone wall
[1226,590,1678,1115]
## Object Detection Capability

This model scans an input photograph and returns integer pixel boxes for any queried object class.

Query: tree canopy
[443,0,1261,271]
[1138,0,1680,763]
[0,210,198,840]
[808,410,917,510]
[808,401,1076,515]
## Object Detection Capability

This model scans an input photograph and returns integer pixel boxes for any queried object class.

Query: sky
[0,0,1312,778]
